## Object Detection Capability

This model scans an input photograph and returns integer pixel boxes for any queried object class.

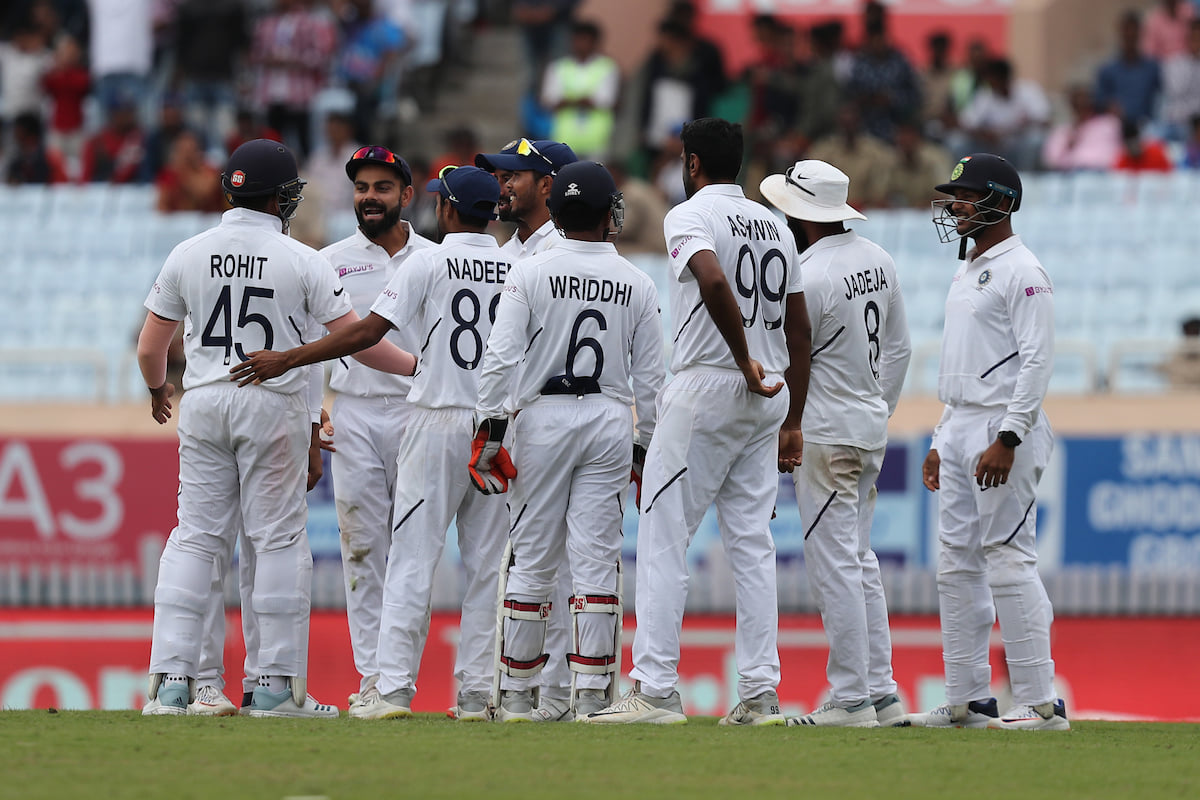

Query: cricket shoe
[449,691,493,721]
[571,689,609,720]
[349,685,381,712]
[719,690,785,726]
[905,698,999,728]
[349,687,413,720]
[188,685,238,717]
[495,689,537,723]
[348,675,380,708]
[142,680,189,716]
[533,694,573,722]
[247,685,339,718]
[988,700,1070,731]
[872,693,907,727]
[581,683,687,725]
[787,699,879,728]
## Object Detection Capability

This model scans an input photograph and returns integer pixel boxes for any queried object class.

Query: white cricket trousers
[794,442,897,706]
[150,384,313,680]
[630,369,788,701]
[936,406,1056,707]
[330,392,413,693]
[500,397,631,693]
[376,406,508,698]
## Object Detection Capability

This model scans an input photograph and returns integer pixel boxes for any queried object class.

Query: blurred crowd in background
[4,1,1200,241]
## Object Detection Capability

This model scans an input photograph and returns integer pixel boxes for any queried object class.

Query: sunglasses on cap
[348,145,412,183]
[516,138,555,169]
[435,164,460,202]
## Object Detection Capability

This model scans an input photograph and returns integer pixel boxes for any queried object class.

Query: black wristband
[998,430,1022,448]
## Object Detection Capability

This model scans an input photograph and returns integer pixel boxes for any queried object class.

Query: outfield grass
[2,712,1197,800]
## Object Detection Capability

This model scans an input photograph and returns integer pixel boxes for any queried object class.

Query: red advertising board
[2,609,1197,722]
[694,0,1011,76]
[0,437,177,570]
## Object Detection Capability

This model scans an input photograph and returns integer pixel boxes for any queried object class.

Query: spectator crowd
[5,0,1200,231]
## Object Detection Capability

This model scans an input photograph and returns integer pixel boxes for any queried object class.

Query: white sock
[258,675,288,693]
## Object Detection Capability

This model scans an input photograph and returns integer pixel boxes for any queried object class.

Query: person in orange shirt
[1114,117,1174,171]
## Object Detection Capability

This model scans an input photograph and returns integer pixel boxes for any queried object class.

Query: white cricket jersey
[476,239,665,442]
[501,219,562,259]
[663,184,803,375]
[937,235,1054,439]
[320,223,435,398]
[370,231,511,410]
[145,207,351,395]
[799,231,912,450]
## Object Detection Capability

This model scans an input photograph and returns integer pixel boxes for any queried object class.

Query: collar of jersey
[693,183,745,199]
[967,233,1022,264]
[439,231,498,246]
[554,238,617,252]
[223,206,284,232]
[353,221,424,257]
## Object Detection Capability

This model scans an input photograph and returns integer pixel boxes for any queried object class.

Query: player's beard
[356,201,403,239]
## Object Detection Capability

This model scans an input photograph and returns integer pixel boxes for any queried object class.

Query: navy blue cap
[475,138,578,175]
[345,145,413,186]
[936,153,1022,212]
[426,165,500,221]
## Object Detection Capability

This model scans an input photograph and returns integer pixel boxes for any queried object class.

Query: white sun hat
[759,160,867,223]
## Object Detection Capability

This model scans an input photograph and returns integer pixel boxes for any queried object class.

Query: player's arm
[230,311,409,385]
[687,249,782,397]
[880,279,913,417]
[924,405,952,492]
[778,291,812,471]
[137,311,182,424]
[629,291,666,444]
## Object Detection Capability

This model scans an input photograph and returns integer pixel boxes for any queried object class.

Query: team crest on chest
[977,269,992,287]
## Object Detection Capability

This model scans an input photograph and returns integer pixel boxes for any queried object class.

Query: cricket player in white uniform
[476,136,582,720]
[138,139,416,718]
[232,165,510,722]
[759,161,912,728]
[906,154,1068,731]
[322,145,434,707]
[472,161,665,721]
[586,118,812,725]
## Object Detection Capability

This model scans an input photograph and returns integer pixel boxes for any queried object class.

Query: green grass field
[3,712,1197,800]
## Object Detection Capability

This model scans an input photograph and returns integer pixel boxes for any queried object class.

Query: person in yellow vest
[540,20,620,160]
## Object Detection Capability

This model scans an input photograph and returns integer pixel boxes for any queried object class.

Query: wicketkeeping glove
[631,441,648,510]
[469,417,517,494]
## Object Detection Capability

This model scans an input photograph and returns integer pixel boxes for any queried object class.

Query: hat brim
[474,152,552,174]
[425,178,445,193]
[759,174,867,223]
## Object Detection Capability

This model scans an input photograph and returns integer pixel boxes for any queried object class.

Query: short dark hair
[554,201,609,232]
[681,118,743,182]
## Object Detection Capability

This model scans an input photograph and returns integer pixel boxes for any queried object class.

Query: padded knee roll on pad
[498,599,553,677]
[566,595,621,675]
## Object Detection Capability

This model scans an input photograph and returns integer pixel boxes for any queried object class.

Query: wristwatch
[997,430,1022,448]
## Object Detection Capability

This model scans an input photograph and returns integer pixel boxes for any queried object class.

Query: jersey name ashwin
[726,214,781,242]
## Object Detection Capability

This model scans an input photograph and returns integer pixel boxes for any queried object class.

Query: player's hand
[778,427,803,472]
[975,440,1015,489]
[469,417,517,495]
[318,407,336,453]
[922,448,941,492]
[739,359,783,398]
[229,350,291,386]
[630,442,648,511]
[148,382,175,424]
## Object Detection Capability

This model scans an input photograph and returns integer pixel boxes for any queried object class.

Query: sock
[165,675,189,685]
[258,675,288,693]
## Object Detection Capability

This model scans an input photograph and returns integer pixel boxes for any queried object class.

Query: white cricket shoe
[872,693,907,727]
[188,685,238,717]
[449,691,493,722]
[905,697,999,728]
[988,700,1070,731]
[572,689,609,720]
[533,694,573,722]
[247,686,339,719]
[349,687,413,720]
[719,690,785,726]
[349,685,381,712]
[495,689,537,723]
[581,684,687,725]
[142,681,189,716]
[348,675,379,708]
[787,699,880,728]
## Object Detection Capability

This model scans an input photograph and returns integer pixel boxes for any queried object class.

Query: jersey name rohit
[843,266,889,300]
[726,213,782,241]
[548,274,632,307]
[446,256,509,283]
[211,253,268,280]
